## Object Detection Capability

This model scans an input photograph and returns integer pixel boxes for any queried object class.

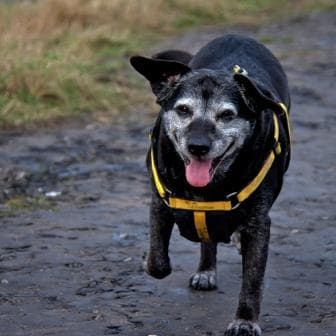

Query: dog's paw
[143,252,172,279]
[189,270,217,290]
[224,319,261,336]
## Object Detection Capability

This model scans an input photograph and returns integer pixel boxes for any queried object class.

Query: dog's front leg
[144,195,175,279]
[190,242,217,290]
[225,217,270,336]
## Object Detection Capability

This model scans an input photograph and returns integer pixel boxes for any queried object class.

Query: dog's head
[130,56,283,188]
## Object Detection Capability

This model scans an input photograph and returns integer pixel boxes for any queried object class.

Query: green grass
[3,196,54,215]
[0,0,334,129]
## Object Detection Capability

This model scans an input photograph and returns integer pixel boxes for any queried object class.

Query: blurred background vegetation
[0,0,334,129]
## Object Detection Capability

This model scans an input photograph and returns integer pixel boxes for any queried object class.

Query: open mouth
[185,141,234,188]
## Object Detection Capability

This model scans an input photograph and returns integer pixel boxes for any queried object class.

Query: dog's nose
[188,143,210,156]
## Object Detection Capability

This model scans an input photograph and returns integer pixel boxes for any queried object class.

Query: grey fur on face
[162,71,252,173]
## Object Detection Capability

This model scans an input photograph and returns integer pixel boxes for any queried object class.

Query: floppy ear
[130,55,191,96]
[234,73,284,114]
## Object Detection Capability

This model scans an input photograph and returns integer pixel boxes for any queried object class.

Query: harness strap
[194,211,210,242]
[150,147,166,198]
[278,102,291,144]
[238,113,281,205]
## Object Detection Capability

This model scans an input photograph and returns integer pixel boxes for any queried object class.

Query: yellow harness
[150,67,291,242]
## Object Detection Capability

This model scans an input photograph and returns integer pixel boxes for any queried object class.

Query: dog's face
[130,56,282,187]
[161,70,252,187]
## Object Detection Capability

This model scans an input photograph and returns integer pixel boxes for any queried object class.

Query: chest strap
[151,109,288,241]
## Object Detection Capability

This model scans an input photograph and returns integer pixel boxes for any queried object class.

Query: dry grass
[0,0,334,128]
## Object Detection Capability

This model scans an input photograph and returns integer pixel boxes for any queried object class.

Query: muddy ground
[0,11,335,336]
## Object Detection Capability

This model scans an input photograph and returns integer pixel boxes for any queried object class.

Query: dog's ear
[130,55,191,96]
[234,73,284,114]
[152,50,193,64]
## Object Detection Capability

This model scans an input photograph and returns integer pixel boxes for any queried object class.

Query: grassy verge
[0,0,334,129]
[0,195,54,216]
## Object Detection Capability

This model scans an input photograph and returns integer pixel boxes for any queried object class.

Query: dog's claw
[224,320,261,336]
[189,270,217,290]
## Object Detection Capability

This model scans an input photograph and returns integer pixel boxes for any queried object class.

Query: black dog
[130,34,291,335]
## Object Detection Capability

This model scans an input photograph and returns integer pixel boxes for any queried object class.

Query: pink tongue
[186,159,212,187]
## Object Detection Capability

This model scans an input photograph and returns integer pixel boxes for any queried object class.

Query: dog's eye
[175,104,192,116]
[216,109,235,121]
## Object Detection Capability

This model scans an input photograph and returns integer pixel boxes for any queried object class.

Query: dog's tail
[152,49,193,65]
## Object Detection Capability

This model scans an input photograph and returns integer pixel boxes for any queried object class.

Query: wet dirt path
[0,11,335,336]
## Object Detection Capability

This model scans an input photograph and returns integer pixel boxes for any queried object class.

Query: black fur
[130,34,291,336]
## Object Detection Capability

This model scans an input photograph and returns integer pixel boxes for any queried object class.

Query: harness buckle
[272,139,282,156]
[226,191,241,210]
[161,188,172,207]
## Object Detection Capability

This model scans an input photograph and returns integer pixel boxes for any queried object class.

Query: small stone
[123,257,132,262]
[1,279,9,285]
[290,229,299,235]
[16,171,27,181]
[112,233,129,242]
[119,233,128,239]
[45,191,62,198]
